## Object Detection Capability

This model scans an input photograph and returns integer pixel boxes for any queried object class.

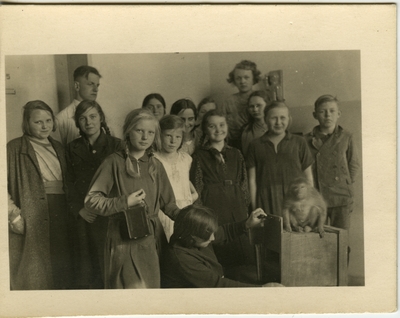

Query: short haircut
[170,98,197,120]
[73,65,102,81]
[264,101,290,118]
[170,205,219,248]
[22,100,57,135]
[74,100,111,136]
[142,93,166,111]
[123,108,161,151]
[227,60,261,84]
[201,108,227,137]
[314,94,339,110]
[197,97,216,113]
[159,114,184,132]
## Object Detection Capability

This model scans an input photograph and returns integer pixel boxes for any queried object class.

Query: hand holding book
[127,189,146,207]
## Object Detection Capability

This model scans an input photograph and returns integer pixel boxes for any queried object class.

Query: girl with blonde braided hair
[85,108,180,289]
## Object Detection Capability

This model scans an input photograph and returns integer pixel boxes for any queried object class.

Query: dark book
[120,202,150,240]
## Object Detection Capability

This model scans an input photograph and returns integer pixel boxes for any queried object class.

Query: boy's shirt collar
[260,131,292,143]
[310,125,343,150]
[312,125,341,138]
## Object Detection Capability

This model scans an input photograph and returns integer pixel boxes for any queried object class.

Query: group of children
[8,60,360,290]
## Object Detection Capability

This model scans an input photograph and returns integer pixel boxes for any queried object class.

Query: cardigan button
[335,177,339,181]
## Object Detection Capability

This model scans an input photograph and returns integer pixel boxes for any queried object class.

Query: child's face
[313,101,341,130]
[78,107,102,138]
[233,69,254,93]
[128,119,157,152]
[28,109,54,140]
[266,106,289,136]
[161,128,183,154]
[178,108,196,134]
[144,98,165,121]
[205,115,228,143]
[198,103,216,122]
[248,96,267,120]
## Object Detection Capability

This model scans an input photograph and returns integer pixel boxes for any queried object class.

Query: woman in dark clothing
[8,100,73,290]
[66,100,122,289]
[161,205,279,288]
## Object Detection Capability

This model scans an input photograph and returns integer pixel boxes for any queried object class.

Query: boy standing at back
[53,65,102,146]
[305,95,360,236]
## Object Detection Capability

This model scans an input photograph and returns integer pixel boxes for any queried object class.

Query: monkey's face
[292,183,308,200]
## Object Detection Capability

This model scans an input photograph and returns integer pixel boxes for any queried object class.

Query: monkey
[282,178,327,238]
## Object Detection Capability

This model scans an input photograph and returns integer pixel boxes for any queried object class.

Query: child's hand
[127,189,146,207]
[189,182,198,202]
[245,208,267,229]
[79,208,97,223]
[9,215,25,235]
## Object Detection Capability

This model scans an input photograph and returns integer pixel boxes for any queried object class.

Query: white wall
[89,53,211,138]
[5,55,58,142]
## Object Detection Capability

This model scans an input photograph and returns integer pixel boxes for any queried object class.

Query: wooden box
[251,214,348,286]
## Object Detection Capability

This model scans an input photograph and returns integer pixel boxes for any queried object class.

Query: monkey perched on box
[282,178,327,238]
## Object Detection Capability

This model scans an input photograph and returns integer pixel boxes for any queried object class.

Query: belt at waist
[44,180,65,194]
[206,180,239,187]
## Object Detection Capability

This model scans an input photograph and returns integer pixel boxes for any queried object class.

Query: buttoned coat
[7,135,68,290]
[305,125,360,207]
[66,133,122,218]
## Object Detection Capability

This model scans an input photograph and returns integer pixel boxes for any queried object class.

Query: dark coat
[7,135,69,290]
[66,133,122,217]
[65,133,122,288]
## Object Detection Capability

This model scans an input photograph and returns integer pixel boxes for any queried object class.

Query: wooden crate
[251,214,348,286]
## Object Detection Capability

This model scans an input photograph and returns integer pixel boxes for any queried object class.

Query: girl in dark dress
[190,109,254,270]
[66,100,122,289]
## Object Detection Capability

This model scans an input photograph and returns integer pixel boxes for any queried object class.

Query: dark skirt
[47,194,74,289]
[73,215,108,289]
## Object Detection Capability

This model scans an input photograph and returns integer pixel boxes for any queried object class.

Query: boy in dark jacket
[305,95,360,235]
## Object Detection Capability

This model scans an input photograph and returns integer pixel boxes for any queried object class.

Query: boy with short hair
[305,94,360,232]
[53,65,102,146]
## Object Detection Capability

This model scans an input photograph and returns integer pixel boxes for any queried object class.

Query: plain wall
[209,50,361,108]
[5,55,58,142]
[89,53,211,138]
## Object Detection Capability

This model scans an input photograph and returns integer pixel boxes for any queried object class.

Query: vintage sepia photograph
[0,4,396,316]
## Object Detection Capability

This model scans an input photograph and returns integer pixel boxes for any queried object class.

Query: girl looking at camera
[84,108,180,289]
